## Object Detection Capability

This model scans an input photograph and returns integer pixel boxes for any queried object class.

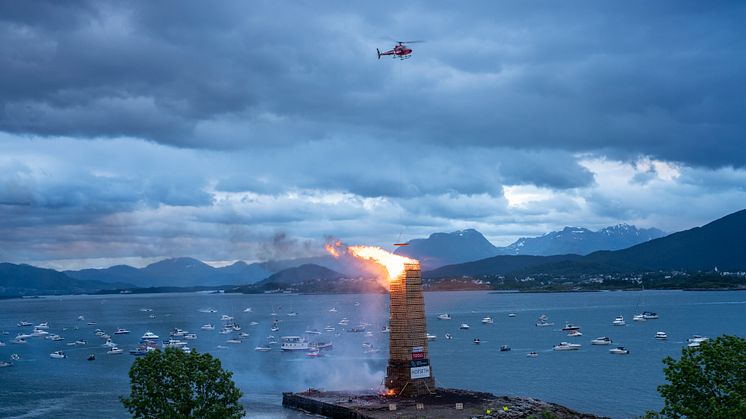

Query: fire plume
[324,240,418,281]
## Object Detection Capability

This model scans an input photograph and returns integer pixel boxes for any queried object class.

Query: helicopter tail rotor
[377,48,381,59]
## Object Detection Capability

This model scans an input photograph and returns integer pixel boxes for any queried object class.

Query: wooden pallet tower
[385,262,436,396]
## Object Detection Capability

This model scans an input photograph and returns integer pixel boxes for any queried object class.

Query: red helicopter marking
[377,40,423,60]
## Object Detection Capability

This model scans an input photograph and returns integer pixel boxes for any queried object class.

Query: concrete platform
[283,388,607,418]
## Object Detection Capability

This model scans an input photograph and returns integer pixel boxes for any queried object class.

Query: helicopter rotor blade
[398,40,425,44]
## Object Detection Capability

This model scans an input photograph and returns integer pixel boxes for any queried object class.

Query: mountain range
[395,224,665,270]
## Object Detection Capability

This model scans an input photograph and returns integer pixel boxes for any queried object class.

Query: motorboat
[141,331,159,340]
[243,307,252,312]
[281,336,309,351]
[609,346,630,355]
[324,326,336,332]
[0,341,5,347]
[219,328,233,335]
[287,312,298,317]
[612,316,626,326]
[201,324,215,331]
[305,329,321,335]
[107,347,124,355]
[426,334,437,341]
[364,331,374,337]
[508,313,517,318]
[216,345,228,350]
[459,323,470,330]
[270,325,280,332]
[562,323,580,331]
[254,345,271,352]
[536,320,554,327]
[226,338,242,344]
[199,308,218,313]
[249,321,259,326]
[15,332,33,339]
[687,335,709,347]
[49,351,67,359]
[221,315,234,321]
[305,349,322,357]
[0,361,13,368]
[139,308,153,312]
[311,341,333,350]
[591,336,613,345]
[481,317,494,324]
[437,313,452,320]
[35,322,49,330]
[87,354,96,361]
[329,307,338,313]
[103,339,117,347]
[553,342,582,351]
[380,326,390,333]
[473,338,481,345]
[74,339,87,345]
[445,333,453,340]
[642,311,659,320]
[114,328,131,335]
[184,333,198,340]
[633,314,646,322]
[655,331,668,340]
[500,345,511,352]
[170,328,188,337]
[11,337,27,344]
[567,330,583,337]
[31,328,49,337]
[231,324,241,331]
[527,352,539,358]
[17,321,32,327]
[348,326,366,333]
[87,321,97,325]
[338,318,349,326]
[47,334,64,341]
[77,315,85,321]
[238,332,249,338]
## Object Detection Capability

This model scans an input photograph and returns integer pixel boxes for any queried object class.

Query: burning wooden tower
[386,261,435,396]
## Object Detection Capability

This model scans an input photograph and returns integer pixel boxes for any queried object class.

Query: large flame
[325,241,418,281]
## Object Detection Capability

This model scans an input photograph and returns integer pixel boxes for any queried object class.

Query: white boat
[281,336,309,351]
[249,321,259,326]
[243,307,252,312]
[338,318,349,326]
[170,328,188,337]
[114,328,131,335]
[562,323,580,331]
[324,326,336,332]
[459,323,470,330]
[270,325,280,332]
[17,321,32,327]
[687,335,709,347]
[0,361,12,368]
[74,339,87,345]
[16,332,33,339]
[201,324,215,330]
[254,345,271,352]
[0,341,5,347]
[536,320,554,327]
[287,312,298,317]
[184,333,198,340]
[527,351,538,357]
[655,331,668,340]
[77,315,85,321]
[238,332,249,338]
[107,347,124,355]
[445,333,453,340]
[632,314,646,322]
[473,338,481,345]
[305,329,321,335]
[437,313,452,320]
[35,322,49,330]
[103,339,117,347]
[612,316,626,326]
[642,311,659,320]
[500,345,511,352]
[380,325,390,333]
[553,342,582,351]
[11,338,27,344]
[141,331,159,340]
[508,313,517,317]
[47,334,64,341]
[426,334,437,340]
[198,308,218,313]
[226,338,242,344]
[481,317,494,324]
[49,351,66,359]
[219,328,233,335]
[591,336,612,345]
[609,346,630,355]
[221,315,234,321]
[329,307,337,313]
[567,330,583,337]
[31,328,49,337]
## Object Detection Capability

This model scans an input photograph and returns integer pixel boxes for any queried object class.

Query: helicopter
[377,40,424,60]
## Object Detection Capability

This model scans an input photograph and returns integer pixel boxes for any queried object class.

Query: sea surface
[1,290,744,418]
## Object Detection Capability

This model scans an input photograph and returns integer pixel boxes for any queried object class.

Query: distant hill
[394,229,500,270]
[255,264,345,287]
[232,264,383,294]
[424,209,746,278]
[498,224,666,256]
[0,263,132,297]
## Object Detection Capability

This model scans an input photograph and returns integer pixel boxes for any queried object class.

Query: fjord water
[1,290,744,418]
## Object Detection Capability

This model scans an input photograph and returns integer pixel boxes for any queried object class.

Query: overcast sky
[1,1,745,269]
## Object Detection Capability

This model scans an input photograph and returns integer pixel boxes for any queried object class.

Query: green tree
[121,347,245,418]
[657,335,745,418]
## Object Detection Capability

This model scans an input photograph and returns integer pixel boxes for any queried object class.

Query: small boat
[78,315,85,321]
[139,308,153,312]
[249,321,259,326]
[591,336,612,345]
[170,328,188,337]
[11,338,27,344]
[287,312,298,317]
[254,345,271,352]
[0,341,4,347]
[655,331,668,340]
[364,331,374,337]
[219,328,232,335]
[0,361,13,368]
[311,341,333,350]
[612,316,626,326]
[305,329,322,335]
[553,342,582,351]
[562,323,580,331]
[329,307,338,313]
[426,334,437,341]
[380,326,390,333]
[216,345,228,350]
[481,317,494,324]
[87,321,97,325]
[199,308,218,313]
[305,349,322,357]
[437,313,452,320]
[184,333,198,340]
[324,326,336,332]
[16,332,33,339]
[103,339,117,347]
[141,331,159,340]
[281,336,309,351]
[74,339,87,345]
[642,311,659,320]
[687,335,709,347]
[508,313,517,318]
[567,330,583,337]
[348,326,366,333]
[338,318,349,326]
[35,322,49,330]
[107,347,124,355]
[226,339,242,344]
[527,351,539,358]
[243,307,252,312]
[114,328,131,335]
[201,324,215,331]
[459,323,470,330]
[536,319,554,327]
[87,354,96,361]
[49,351,66,359]
[445,333,453,340]
[473,338,481,345]
[633,314,646,322]
[609,346,630,355]
[17,321,32,327]
[47,334,64,341]
[500,345,511,352]
[270,326,280,332]
[10,354,20,361]
[238,332,249,338]
[221,315,234,321]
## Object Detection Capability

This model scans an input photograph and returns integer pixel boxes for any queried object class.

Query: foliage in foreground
[121,347,244,418]
[657,335,745,418]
